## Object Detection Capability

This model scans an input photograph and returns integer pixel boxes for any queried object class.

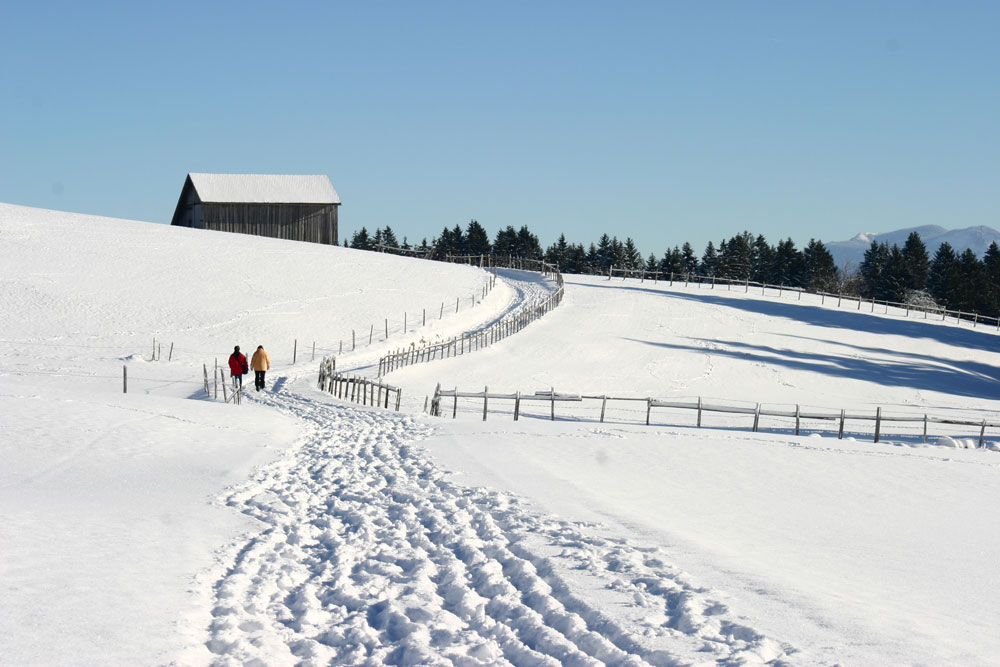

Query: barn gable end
[170,173,340,245]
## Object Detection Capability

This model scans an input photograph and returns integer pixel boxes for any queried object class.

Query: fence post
[456,297,459,313]
[795,404,800,435]
[979,419,987,448]
[839,409,845,439]
[697,396,702,427]
[312,341,316,361]
[874,407,882,443]
[123,365,127,393]
[753,403,760,432]
[293,339,297,364]
[369,325,374,345]
[550,387,555,421]
[352,330,356,350]
[221,376,228,402]
[453,387,458,418]
[152,337,156,361]
[646,398,652,425]
[514,391,521,421]
[600,395,607,423]
[923,414,928,443]
[483,386,488,421]
[423,308,426,326]
[168,342,174,361]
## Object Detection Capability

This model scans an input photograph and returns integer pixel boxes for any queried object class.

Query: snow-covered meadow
[3,202,999,666]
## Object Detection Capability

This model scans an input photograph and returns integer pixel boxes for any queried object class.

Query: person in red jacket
[228,345,248,389]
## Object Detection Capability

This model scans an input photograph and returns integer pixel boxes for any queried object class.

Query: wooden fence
[377,258,565,377]
[429,385,997,448]
[317,356,402,410]
[608,267,1000,331]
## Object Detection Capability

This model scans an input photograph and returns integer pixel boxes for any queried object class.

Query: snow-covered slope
[4,202,999,666]
[827,223,1000,270]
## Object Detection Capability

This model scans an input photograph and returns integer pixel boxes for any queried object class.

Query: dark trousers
[254,370,266,390]
[231,374,242,389]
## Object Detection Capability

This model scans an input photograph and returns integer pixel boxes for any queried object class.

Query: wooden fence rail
[318,356,402,411]
[429,386,997,448]
[378,258,565,377]
[608,267,1000,331]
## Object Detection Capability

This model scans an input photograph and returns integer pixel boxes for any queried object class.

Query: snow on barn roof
[188,173,340,204]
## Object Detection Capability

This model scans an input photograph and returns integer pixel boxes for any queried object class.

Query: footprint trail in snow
[201,378,792,666]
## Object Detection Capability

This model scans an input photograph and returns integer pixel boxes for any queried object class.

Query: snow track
[200,379,790,666]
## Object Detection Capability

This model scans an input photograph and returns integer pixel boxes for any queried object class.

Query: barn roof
[187,173,340,204]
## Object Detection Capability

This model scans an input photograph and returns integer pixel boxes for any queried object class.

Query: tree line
[345,221,1000,318]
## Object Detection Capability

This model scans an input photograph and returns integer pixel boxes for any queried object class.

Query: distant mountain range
[826,225,1000,272]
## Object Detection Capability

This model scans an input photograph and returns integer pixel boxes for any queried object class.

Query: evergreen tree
[451,224,466,255]
[859,241,890,298]
[585,243,601,274]
[645,253,659,272]
[610,237,626,269]
[493,226,518,258]
[431,226,453,259]
[624,238,642,270]
[983,242,1000,317]
[722,231,754,280]
[700,241,718,276]
[770,238,804,286]
[350,227,372,250]
[564,243,587,274]
[955,248,986,313]
[802,239,838,293]
[660,246,684,275]
[927,242,961,308]
[681,242,698,275]
[381,226,399,249]
[515,225,542,259]
[596,234,613,271]
[877,245,909,302]
[465,220,491,256]
[545,233,570,268]
[715,239,731,278]
[372,228,384,250]
[901,231,929,291]
[752,234,774,283]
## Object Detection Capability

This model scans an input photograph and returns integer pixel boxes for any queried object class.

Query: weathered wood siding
[200,203,338,245]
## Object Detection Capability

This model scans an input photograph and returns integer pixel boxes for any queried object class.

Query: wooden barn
[170,173,340,245]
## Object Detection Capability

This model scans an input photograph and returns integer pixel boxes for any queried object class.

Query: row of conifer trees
[346,222,1000,319]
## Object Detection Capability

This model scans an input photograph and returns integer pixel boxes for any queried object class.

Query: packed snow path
[200,379,790,666]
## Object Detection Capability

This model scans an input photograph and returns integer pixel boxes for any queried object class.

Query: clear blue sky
[2,1,998,256]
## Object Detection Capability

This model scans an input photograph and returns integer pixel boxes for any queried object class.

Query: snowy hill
[3,202,1000,666]
[827,223,1000,271]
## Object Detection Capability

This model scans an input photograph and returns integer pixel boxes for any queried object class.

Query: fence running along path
[608,267,1000,331]
[378,257,565,378]
[429,385,997,448]
[317,356,403,411]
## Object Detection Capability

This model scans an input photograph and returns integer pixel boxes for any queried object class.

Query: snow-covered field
[3,202,999,666]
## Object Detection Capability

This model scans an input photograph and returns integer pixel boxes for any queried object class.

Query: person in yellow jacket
[250,345,271,391]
